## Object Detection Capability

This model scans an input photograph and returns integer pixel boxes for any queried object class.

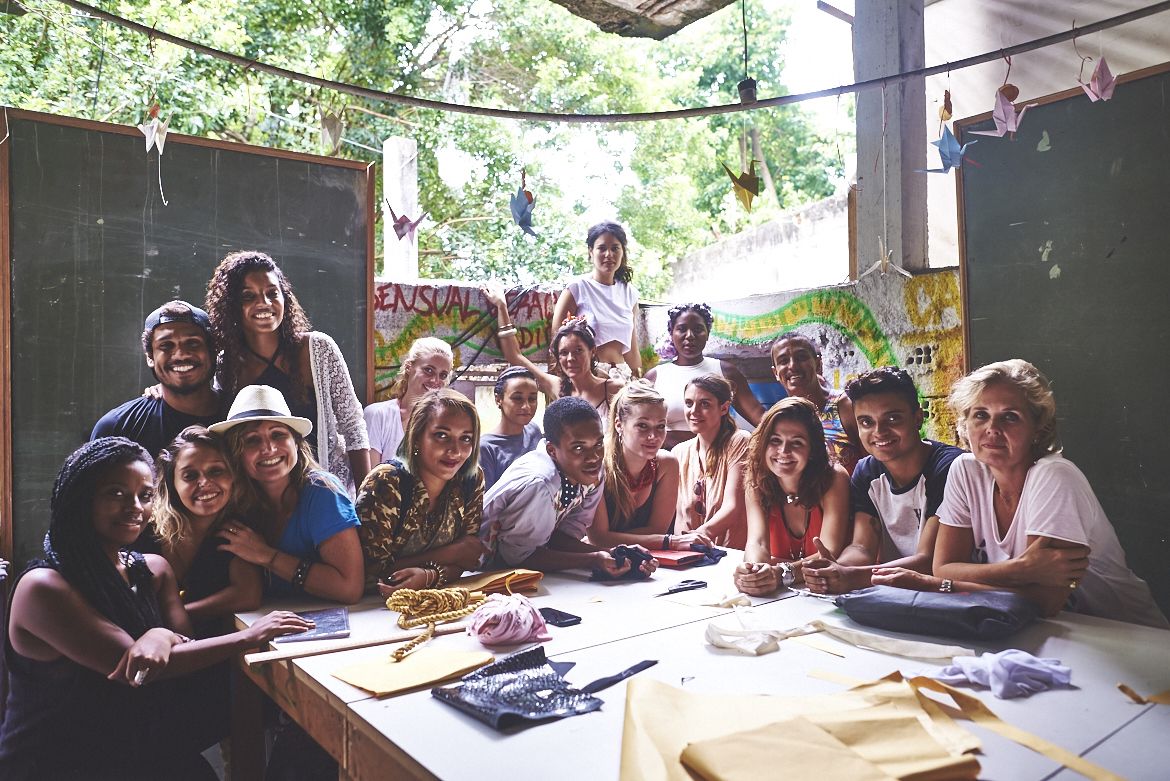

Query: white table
[236,562,1170,780]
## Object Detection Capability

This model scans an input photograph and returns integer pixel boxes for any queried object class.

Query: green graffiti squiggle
[711,289,899,368]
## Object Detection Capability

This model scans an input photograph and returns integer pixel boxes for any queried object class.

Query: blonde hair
[747,397,834,510]
[948,358,1059,457]
[603,382,666,521]
[401,388,482,485]
[392,337,454,400]
[152,426,235,548]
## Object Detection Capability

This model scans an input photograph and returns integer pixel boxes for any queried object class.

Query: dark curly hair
[43,437,163,638]
[205,251,313,403]
[549,317,601,397]
[667,303,713,332]
[587,222,632,284]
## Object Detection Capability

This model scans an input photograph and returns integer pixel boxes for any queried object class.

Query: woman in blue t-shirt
[213,385,364,603]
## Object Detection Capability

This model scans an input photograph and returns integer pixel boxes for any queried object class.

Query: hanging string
[741,0,749,82]
[41,0,1170,124]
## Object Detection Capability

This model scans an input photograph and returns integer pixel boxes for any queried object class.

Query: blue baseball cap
[143,300,212,336]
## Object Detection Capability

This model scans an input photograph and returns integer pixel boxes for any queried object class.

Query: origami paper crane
[137,104,169,155]
[721,160,760,212]
[917,125,976,174]
[1080,57,1116,102]
[858,235,911,280]
[138,104,170,205]
[970,90,1037,138]
[387,204,428,241]
[509,173,537,237]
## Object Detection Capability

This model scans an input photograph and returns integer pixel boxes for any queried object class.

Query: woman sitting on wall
[479,366,543,490]
[588,383,710,551]
[364,337,453,465]
[213,385,365,604]
[205,250,370,491]
[769,331,862,474]
[139,426,261,637]
[733,397,851,595]
[645,302,764,449]
[0,437,311,779]
[356,389,485,594]
[671,375,752,550]
[551,221,641,379]
[878,359,1168,628]
[482,282,623,414]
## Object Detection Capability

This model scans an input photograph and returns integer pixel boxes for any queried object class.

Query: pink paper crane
[386,202,428,241]
[970,90,1037,139]
[1080,57,1117,102]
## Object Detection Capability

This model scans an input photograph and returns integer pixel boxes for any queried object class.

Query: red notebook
[652,550,707,568]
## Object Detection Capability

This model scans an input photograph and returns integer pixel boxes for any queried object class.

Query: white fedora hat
[209,384,313,437]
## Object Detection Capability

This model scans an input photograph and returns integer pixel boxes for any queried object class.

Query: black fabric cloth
[91,395,222,459]
[591,545,654,581]
[255,363,319,453]
[0,565,223,779]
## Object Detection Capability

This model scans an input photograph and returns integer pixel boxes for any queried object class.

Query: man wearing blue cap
[91,300,223,457]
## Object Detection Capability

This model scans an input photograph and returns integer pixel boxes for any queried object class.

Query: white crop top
[652,358,725,431]
[566,277,638,352]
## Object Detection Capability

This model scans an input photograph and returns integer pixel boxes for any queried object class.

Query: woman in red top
[733,397,850,595]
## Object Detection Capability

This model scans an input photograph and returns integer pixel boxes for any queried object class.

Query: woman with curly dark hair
[482,282,622,414]
[551,222,641,379]
[645,302,764,449]
[205,250,370,491]
[732,397,850,595]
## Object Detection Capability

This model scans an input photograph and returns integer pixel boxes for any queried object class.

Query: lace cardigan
[307,331,369,494]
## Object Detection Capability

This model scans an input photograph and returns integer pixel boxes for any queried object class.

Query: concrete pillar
[382,136,420,280]
[852,0,927,272]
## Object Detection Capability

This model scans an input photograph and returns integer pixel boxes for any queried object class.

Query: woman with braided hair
[645,302,764,450]
[0,437,313,779]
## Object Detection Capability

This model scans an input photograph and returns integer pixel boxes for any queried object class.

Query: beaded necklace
[624,457,658,492]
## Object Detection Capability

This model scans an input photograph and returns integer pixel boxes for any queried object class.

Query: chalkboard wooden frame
[955,61,1170,614]
[0,107,375,562]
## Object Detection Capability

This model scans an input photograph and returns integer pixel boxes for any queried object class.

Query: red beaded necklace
[625,458,658,492]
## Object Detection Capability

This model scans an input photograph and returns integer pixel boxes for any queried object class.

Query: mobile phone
[538,607,582,627]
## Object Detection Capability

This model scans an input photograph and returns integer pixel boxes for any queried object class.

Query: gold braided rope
[385,587,486,662]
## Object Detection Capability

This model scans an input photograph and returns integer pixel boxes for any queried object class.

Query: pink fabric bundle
[467,593,551,646]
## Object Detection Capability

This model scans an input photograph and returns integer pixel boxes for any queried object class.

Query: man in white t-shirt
[804,367,962,594]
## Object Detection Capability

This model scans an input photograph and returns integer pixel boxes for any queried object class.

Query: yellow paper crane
[721,159,761,212]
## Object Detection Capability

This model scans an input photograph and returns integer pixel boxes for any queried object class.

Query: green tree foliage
[1,0,845,298]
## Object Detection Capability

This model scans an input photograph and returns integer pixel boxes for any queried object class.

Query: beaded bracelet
[424,560,449,588]
[291,558,312,590]
[497,327,517,339]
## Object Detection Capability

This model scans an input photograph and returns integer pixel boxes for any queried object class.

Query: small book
[273,607,351,643]
[651,550,707,568]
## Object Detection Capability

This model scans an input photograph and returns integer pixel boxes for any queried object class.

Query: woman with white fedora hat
[212,385,364,604]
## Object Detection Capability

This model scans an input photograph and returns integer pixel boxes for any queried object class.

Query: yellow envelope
[455,569,543,594]
[332,648,492,697]
[682,717,896,781]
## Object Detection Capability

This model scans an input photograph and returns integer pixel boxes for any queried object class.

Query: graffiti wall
[642,269,965,443]
[373,271,965,443]
[372,280,559,399]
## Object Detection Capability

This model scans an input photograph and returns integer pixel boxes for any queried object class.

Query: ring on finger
[1069,579,1079,590]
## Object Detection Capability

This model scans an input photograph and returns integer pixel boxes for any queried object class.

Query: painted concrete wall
[647,268,964,442]
[374,269,965,444]
[667,193,851,301]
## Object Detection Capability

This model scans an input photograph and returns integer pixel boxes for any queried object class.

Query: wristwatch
[939,578,954,593]
[776,562,797,587]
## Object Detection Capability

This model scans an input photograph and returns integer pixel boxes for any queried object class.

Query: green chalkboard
[1,109,372,566]
[957,63,1170,615]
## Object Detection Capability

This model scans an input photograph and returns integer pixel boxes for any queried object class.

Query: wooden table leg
[232,660,267,780]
